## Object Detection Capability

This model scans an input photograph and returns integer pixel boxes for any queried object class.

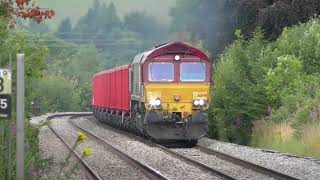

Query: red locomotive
[92,42,212,145]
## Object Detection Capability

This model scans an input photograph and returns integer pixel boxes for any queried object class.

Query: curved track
[70,116,235,179]
[78,115,300,180]
[45,113,300,180]
[47,115,103,180]
[68,115,168,180]
[71,116,238,179]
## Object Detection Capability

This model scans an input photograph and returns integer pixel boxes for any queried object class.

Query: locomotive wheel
[132,110,146,137]
[133,112,142,136]
[186,139,198,147]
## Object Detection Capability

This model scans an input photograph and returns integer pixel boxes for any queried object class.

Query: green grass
[252,121,320,159]
[0,119,49,179]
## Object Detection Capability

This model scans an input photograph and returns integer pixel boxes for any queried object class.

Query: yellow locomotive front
[142,54,212,143]
[129,42,212,145]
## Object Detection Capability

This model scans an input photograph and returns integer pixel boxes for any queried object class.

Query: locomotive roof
[131,41,209,64]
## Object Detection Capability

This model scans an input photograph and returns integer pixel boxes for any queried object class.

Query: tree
[124,11,166,42]
[0,0,55,28]
[235,0,320,39]
[28,20,49,34]
[170,0,320,57]
[30,74,82,113]
[210,19,320,145]
[73,1,121,34]
[210,32,270,144]
[103,2,121,32]
[56,18,72,39]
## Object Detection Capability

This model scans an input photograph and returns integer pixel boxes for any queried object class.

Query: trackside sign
[0,69,11,118]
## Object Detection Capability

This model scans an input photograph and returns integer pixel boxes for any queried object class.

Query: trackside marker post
[16,53,25,180]
[0,53,13,179]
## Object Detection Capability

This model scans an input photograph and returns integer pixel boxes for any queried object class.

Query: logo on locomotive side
[147,91,161,100]
[193,92,208,99]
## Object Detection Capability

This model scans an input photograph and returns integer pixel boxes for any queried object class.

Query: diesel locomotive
[92,42,212,145]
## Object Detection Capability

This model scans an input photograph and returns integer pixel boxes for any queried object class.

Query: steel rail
[194,146,299,180]
[68,116,168,180]
[83,115,301,180]
[78,115,236,180]
[47,117,103,180]
[148,143,236,180]
[40,113,301,180]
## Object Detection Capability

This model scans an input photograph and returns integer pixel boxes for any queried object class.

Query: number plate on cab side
[0,95,11,118]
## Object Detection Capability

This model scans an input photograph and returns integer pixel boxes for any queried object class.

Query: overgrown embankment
[209,19,320,158]
[0,119,48,179]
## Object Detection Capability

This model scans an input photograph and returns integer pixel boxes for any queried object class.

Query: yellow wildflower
[83,149,91,156]
[77,132,87,141]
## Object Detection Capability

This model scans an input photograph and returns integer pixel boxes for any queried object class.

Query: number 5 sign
[0,69,11,118]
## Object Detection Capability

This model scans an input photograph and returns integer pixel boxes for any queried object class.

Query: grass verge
[0,119,48,179]
[251,120,320,159]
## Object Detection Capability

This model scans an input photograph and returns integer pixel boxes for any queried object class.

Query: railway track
[194,146,299,180]
[46,114,300,180]
[74,115,300,180]
[69,116,232,180]
[67,115,168,180]
[47,116,103,180]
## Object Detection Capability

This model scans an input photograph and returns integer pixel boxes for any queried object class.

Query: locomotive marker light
[0,69,12,118]
[174,55,181,61]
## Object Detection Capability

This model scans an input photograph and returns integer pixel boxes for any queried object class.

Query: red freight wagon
[92,64,130,112]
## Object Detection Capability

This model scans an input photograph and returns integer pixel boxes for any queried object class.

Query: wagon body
[92,64,130,112]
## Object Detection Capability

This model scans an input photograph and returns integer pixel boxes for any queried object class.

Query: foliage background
[1,0,320,178]
[210,20,320,157]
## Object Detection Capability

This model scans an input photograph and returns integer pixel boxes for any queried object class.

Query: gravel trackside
[198,138,320,180]
[49,116,149,180]
[73,116,221,180]
[35,113,320,180]
[38,125,88,179]
[171,148,273,180]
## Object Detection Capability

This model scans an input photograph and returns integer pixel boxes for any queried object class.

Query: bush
[29,74,82,114]
[0,120,48,179]
[267,76,320,132]
[210,19,320,147]
[210,32,269,144]
[275,19,320,74]
[265,55,303,104]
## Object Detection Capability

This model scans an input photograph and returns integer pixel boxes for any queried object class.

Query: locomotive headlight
[193,99,207,107]
[199,99,204,106]
[150,99,157,106]
[194,100,200,106]
[150,98,161,106]
[155,99,161,106]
